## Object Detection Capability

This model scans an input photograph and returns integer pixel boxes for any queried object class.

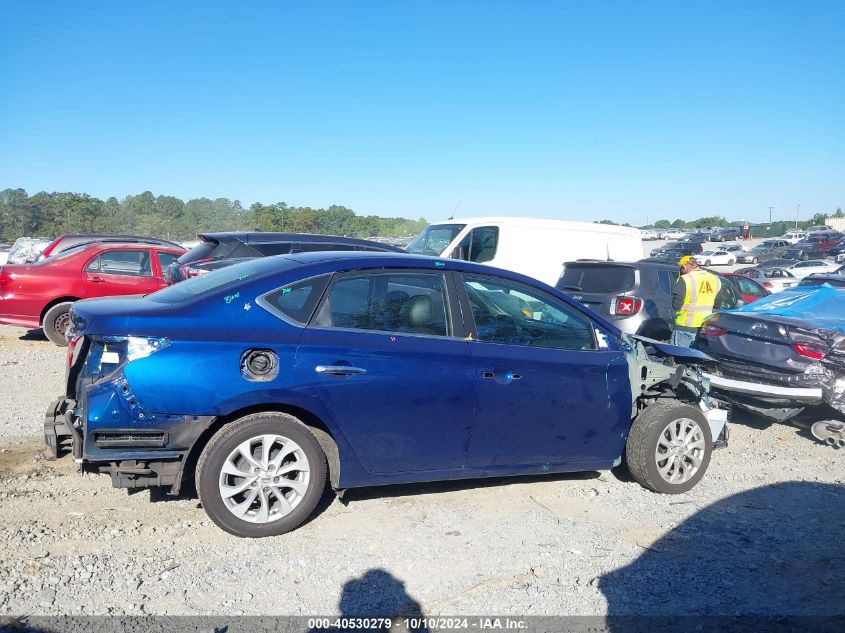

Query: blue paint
[63,251,635,491]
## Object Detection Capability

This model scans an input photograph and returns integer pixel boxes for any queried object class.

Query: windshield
[405,224,466,256]
[147,256,298,303]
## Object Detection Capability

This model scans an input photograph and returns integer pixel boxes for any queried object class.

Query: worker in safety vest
[671,255,724,347]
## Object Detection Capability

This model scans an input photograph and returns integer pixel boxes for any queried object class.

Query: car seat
[400,295,444,335]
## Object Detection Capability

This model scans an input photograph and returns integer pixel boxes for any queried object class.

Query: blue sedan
[46,252,727,537]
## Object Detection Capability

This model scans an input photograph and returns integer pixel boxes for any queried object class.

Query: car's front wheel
[625,401,712,494]
[751,257,758,264]
[704,260,711,266]
[197,412,327,537]
[42,301,74,346]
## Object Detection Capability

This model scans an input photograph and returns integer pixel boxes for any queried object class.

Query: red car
[722,272,770,304]
[0,242,184,345]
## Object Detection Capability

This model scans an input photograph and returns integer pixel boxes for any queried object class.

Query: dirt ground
[0,313,843,618]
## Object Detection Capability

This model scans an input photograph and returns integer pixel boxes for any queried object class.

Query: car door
[733,275,768,303]
[81,248,162,297]
[458,273,631,468]
[155,250,181,288]
[296,269,476,474]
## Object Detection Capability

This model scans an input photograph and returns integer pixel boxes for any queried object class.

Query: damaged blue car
[46,252,728,537]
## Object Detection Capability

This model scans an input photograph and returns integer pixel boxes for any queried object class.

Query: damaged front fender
[621,334,727,443]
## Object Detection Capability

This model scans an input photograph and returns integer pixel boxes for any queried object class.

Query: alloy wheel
[218,434,311,524]
[654,417,706,485]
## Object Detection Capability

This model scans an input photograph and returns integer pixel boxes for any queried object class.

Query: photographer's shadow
[599,481,845,626]
[310,568,427,632]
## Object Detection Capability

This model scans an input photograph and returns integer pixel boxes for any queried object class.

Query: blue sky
[1,1,843,225]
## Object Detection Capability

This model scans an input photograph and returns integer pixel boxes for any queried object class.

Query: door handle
[482,370,521,381]
[90,276,105,283]
[315,365,367,376]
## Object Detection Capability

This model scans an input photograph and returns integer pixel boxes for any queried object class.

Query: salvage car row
[2,225,843,539]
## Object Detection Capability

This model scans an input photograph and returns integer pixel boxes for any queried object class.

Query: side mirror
[451,246,467,260]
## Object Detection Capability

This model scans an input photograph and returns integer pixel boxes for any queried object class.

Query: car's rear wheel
[197,412,327,537]
[625,401,712,494]
[728,259,735,265]
[751,257,758,264]
[42,302,74,346]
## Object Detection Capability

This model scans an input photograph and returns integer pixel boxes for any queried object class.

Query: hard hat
[678,255,693,266]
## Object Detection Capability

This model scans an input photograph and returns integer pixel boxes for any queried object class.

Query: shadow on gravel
[308,568,428,632]
[18,328,47,342]
[599,481,845,625]
[729,405,842,446]
[339,469,600,504]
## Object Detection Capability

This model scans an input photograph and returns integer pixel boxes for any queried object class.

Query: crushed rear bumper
[43,397,79,460]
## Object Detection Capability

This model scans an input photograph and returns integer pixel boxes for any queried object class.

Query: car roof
[54,241,185,257]
[197,232,404,251]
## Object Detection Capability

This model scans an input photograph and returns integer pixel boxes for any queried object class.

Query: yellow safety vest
[674,270,722,328]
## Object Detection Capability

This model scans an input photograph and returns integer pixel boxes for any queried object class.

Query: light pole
[769,206,773,224]
[796,204,800,228]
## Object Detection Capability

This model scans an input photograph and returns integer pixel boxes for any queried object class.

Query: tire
[625,401,712,494]
[801,253,808,261]
[42,302,74,346]
[704,260,711,266]
[728,259,735,265]
[196,412,327,537]
[751,257,758,264]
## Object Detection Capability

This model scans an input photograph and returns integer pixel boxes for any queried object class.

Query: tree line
[597,209,843,230]
[0,188,428,244]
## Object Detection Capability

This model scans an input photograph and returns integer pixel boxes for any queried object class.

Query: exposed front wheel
[625,402,712,494]
[42,302,74,346]
[196,412,327,537]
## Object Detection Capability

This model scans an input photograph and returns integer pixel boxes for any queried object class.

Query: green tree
[833,208,844,219]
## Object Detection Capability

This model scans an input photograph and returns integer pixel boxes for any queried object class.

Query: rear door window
[313,272,452,337]
[557,265,636,294]
[736,276,766,297]
[657,270,674,294]
[156,251,180,272]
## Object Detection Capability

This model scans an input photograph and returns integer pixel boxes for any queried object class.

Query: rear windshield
[148,256,298,303]
[176,240,219,264]
[799,277,845,288]
[557,265,636,294]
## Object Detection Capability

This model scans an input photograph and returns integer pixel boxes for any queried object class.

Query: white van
[405,217,643,286]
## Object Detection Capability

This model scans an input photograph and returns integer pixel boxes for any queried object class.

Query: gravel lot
[1,242,843,619]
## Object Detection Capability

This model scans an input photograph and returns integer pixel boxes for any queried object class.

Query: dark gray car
[556,261,740,341]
